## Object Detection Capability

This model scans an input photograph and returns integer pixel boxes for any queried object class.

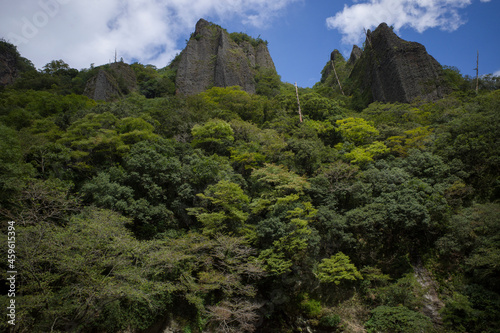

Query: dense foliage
[1,41,499,332]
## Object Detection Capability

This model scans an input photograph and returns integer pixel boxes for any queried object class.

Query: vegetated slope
[84,62,138,101]
[0,28,499,333]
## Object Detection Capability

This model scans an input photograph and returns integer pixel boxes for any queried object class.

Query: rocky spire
[348,45,362,65]
[349,22,445,105]
[174,18,277,95]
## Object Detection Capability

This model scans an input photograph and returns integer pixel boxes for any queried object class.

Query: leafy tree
[81,139,181,237]
[335,117,379,145]
[146,233,264,331]
[387,126,434,156]
[463,203,500,291]
[132,63,176,98]
[229,31,267,47]
[365,306,434,333]
[250,163,309,214]
[315,252,362,285]
[361,102,431,128]
[58,112,158,173]
[3,208,170,332]
[82,138,238,237]
[229,119,289,173]
[250,164,318,275]
[300,92,347,120]
[433,91,500,200]
[440,292,478,332]
[199,86,267,123]
[344,185,441,267]
[344,141,389,165]
[191,119,235,155]
[0,90,96,129]
[368,273,426,309]
[255,68,281,98]
[0,124,33,209]
[42,59,70,74]
[258,210,315,275]
[4,178,79,226]
[187,180,250,236]
[441,66,470,92]
[310,161,362,210]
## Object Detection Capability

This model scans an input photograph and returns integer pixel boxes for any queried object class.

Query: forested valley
[1,38,500,332]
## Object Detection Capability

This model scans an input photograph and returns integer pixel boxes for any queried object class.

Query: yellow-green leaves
[335,117,388,165]
[344,141,390,164]
[191,119,234,155]
[250,163,309,214]
[315,252,362,285]
[57,112,159,171]
[336,117,379,145]
[387,126,434,156]
[187,180,249,236]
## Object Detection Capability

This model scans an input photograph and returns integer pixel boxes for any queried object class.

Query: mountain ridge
[0,20,476,104]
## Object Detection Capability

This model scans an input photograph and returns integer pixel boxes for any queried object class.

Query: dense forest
[1,37,500,333]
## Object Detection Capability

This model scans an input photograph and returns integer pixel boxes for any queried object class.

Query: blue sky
[1,0,499,88]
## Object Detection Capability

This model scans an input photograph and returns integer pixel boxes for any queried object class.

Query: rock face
[0,50,18,86]
[84,62,137,101]
[348,45,362,65]
[349,23,444,104]
[414,263,444,326]
[330,49,342,62]
[174,19,277,95]
[0,41,34,87]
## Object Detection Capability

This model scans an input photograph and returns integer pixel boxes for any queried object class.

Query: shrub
[299,294,322,318]
[365,306,433,333]
[319,313,341,328]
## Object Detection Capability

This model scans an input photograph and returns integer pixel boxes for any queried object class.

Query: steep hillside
[0,24,499,333]
[174,18,277,95]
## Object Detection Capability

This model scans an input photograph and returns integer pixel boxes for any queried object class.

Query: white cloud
[326,0,472,45]
[494,70,500,77]
[0,0,299,70]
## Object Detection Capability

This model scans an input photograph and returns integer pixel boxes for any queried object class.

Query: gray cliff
[0,40,34,87]
[84,62,137,101]
[349,23,444,105]
[348,45,362,65]
[174,19,277,95]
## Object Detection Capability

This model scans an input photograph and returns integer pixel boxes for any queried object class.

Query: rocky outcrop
[349,23,444,105]
[320,49,345,84]
[413,263,444,326]
[348,45,362,65]
[174,19,277,95]
[0,51,18,86]
[84,62,137,101]
[330,49,342,62]
[0,40,34,86]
